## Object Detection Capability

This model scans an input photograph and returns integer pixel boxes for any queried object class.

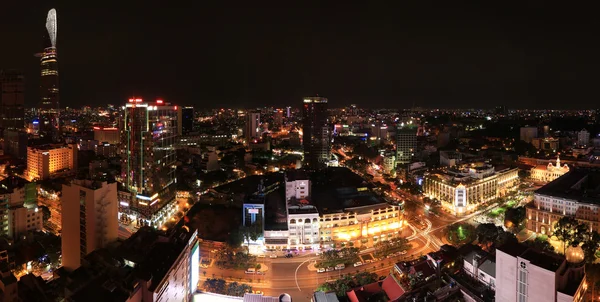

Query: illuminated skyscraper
[302,96,330,169]
[245,111,260,143]
[119,99,178,227]
[0,70,25,133]
[396,124,416,165]
[39,9,60,139]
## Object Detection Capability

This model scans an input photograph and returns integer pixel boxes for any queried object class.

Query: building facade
[26,144,77,180]
[530,156,569,183]
[93,126,119,144]
[424,164,519,215]
[119,98,178,228]
[396,125,417,165]
[496,242,586,302]
[0,177,42,240]
[61,179,118,271]
[0,70,25,134]
[245,111,261,143]
[302,97,330,169]
[181,106,194,135]
[520,126,538,144]
[527,169,600,235]
[577,129,590,147]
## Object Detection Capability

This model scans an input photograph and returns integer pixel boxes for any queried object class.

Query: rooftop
[309,167,388,214]
[519,248,564,272]
[535,169,600,204]
[497,241,529,257]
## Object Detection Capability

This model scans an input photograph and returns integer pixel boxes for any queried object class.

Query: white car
[353,261,363,267]
[317,268,326,273]
[269,254,277,258]
[326,267,335,272]
[257,254,266,258]
[400,250,408,255]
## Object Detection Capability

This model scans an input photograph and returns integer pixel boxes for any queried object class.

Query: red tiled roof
[346,282,382,302]
[382,276,405,301]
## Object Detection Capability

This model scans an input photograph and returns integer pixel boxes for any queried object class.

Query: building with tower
[119,98,178,228]
[39,9,60,140]
[302,96,330,169]
[61,179,118,271]
[530,156,569,183]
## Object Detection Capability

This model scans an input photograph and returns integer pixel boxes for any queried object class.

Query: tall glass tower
[302,96,330,169]
[120,99,178,227]
[39,9,60,140]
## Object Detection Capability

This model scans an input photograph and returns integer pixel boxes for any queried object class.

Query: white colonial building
[423,163,519,215]
[530,156,569,183]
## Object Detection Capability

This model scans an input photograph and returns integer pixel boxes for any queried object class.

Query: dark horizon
[1,2,599,109]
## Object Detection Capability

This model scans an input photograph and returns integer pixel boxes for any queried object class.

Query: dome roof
[565,245,585,264]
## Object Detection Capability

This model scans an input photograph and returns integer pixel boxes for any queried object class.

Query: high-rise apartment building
[39,9,60,140]
[520,126,538,144]
[61,179,118,271]
[577,128,590,147]
[245,111,261,143]
[302,96,330,169]
[93,126,119,144]
[396,125,417,165]
[120,98,178,227]
[1,176,42,240]
[181,106,194,135]
[25,143,77,180]
[0,70,25,133]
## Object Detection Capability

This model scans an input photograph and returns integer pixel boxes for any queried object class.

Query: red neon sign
[156,99,164,104]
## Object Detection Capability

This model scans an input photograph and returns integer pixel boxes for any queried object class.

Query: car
[317,268,325,273]
[245,268,256,274]
[269,254,277,258]
[335,264,345,270]
[252,290,263,295]
[353,262,363,267]
[326,267,335,272]
[365,259,373,264]
[257,254,266,258]
[400,250,407,255]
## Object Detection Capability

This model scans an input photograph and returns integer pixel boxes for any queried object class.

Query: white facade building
[496,242,586,302]
[383,153,396,174]
[424,164,519,215]
[62,179,118,271]
[26,143,78,180]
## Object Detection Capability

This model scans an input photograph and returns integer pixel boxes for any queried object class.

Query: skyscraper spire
[46,9,57,48]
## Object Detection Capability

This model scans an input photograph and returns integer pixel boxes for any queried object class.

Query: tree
[523,237,555,252]
[39,206,51,222]
[475,223,499,245]
[582,231,600,263]
[504,206,526,231]
[554,216,588,254]
[203,278,227,294]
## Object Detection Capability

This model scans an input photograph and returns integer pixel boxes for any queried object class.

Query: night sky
[1,2,599,109]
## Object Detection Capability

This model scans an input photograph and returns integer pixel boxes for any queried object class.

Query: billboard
[248,208,259,214]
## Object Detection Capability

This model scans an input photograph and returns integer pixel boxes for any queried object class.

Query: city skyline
[0,3,599,109]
